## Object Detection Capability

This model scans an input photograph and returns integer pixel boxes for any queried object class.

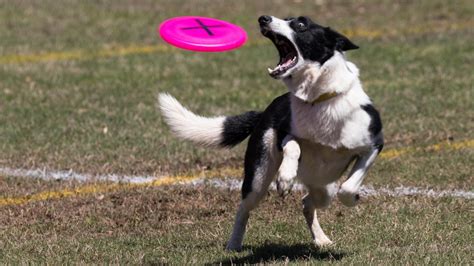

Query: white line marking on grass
[0,170,472,206]
[0,166,159,184]
[1,138,473,205]
[358,185,474,199]
[190,178,474,200]
[2,165,474,202]
[2,139,472,184]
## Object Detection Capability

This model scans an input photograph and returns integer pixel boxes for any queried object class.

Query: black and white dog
[158,15,383,251]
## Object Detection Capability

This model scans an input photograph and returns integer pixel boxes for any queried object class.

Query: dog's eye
[297,22,306,30]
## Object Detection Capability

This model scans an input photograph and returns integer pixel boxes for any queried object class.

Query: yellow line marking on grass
[0,139,472,207]
[0,44,176,64]
[0,174,200,207]
[379,139,474,160]
[1,20,472,65]
[0,183,120,206]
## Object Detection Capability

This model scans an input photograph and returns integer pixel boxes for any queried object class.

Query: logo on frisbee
[158,16,248,52]
[180,18,226,36]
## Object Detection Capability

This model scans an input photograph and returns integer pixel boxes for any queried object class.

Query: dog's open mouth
[263,32,298,78]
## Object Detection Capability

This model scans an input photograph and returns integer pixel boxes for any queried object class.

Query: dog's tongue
[281,56,294,67]
[267,56,296,77]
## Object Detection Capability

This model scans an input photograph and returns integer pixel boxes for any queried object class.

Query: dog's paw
[276,169,296,197]
[276,179,293,198]
[314,236,333,248]
[337,185,360,207]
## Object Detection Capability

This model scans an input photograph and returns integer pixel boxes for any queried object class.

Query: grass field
[1,0,473,264]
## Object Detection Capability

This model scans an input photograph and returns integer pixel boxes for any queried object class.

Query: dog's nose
[258,15,272,25]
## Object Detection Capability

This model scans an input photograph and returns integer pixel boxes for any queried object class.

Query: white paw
[276,169,296,197]
[314,236,333,247]
[337,186,360,207]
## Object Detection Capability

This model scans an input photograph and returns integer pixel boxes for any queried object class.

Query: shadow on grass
[211,243,346,264]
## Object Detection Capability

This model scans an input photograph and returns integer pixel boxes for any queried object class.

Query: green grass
[1,187,472,264]
[0,0,473,264]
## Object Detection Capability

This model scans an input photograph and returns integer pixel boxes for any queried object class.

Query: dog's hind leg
[226,129,280,251]
[226,160,278,251]
[302,186,334,247]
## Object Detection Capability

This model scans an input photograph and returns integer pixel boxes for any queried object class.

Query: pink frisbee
[158,16,247,52]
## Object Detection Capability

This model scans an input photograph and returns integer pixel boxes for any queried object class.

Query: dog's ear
[325,27,359,51]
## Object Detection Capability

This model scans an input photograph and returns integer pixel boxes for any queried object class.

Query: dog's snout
[258,15,272,25]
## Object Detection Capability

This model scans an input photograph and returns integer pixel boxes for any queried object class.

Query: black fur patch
[274,97,292,151]
[242,93,291,199]
[221,111,262,148]
[361,104,384,152]
[361,104,382,137]
[289,16,358,65]
[241,131,265,199]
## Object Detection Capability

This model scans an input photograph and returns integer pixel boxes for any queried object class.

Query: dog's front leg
[276,135,300,197]
[338,148,379,206]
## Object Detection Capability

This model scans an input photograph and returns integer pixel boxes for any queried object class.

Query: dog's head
[259,15,358,79]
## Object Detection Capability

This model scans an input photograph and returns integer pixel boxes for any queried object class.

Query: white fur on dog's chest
[290,93,373,150]
[286,53,374,150]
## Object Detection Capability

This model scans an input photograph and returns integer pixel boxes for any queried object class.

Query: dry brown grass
[1,185,472,264]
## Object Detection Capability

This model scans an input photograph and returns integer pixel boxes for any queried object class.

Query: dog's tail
[158,93,262,148]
